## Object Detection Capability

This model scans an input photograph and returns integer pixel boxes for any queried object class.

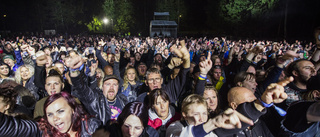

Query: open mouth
[50,91,56,95]
[108,91,115,96]
[55,122,65,131]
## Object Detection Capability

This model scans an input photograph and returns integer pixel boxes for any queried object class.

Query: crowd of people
[0,33,319,137]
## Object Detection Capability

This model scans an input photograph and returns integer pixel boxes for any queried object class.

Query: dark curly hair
[0,80,18,113]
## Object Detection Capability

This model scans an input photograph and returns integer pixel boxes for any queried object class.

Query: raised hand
[204,108,254,133]
[35,51,47,66]
[199,52,212,75]
[261,76,294,104]
[98,39,106,47]
[168,57,183,69]
[65,54,83,70]
[89,60,98,76]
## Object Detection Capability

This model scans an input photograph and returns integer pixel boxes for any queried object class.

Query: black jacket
[136,68,190,105]
[71,71,128,125]
[0,112,101,137]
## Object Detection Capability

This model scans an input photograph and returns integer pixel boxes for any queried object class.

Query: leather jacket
[0,112,101,137]
[24,75,39,101]
[71,71,128,125]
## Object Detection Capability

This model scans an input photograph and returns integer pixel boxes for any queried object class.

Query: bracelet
[70,64,84,72]
[199,75,207,79]
[258,98,273,107]
[258,98,286,116]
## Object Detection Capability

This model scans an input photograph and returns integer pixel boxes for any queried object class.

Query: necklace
[108,98,117,106]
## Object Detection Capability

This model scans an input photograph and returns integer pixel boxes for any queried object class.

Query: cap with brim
[103,75,120,83]
[3,55,14,61]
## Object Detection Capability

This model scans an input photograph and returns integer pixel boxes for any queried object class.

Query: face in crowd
[0,64,9,77]
[228,87,257,109]
[203,88,218,112]
[212,67,222,81]
[126,68,137,82]
[153,95,169,120]
[46,56,53,68]
[182,94,208,126]
[293,60,316,84]
[135,53,141,62]
[146,72,163,91]
[103,79,119,101]
[137,64,147,76]
[20,66,31,81]
[121,114,144,137]
[118,102,147,137]
[46,97,74,134]
[45,76,64,96]
[54,63,65,75]
[108,54,115,65]
[154,54,162,64]
[3,58,14,68]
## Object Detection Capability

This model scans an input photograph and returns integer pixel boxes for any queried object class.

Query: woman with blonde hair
[96,68,105,89]
[121,67,142,102]
[14,64,39,101]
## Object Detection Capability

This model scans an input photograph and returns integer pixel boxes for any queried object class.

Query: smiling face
[203,89,218,112]
[20,67,31,81]
[3,58,14,68]
[121,115,144,137]
[153,96,169,120]
[45,76,64,95]
[126,68,136,82]
[46,98,74,134]
[0,65,9,76]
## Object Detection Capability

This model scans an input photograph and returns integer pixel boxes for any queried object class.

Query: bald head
[104,65,113,75]
[228,87,257,109]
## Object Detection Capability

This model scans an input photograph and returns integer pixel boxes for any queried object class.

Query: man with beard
[283,59,316,109]
[154,53,164,68]
[137,62,147,83]
[68,53,128,125]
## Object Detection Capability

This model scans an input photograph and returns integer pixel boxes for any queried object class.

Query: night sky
[1,0,320,41]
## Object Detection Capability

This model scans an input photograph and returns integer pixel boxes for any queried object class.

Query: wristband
[258,98,286,116]
[198,77,205,80]
[258,98,273,107]
[70,64,84,72]
[199,75,207,80]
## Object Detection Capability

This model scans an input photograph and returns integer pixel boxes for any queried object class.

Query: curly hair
[38,92,89,137]
[0,80,18,113]
[14,64,35,85]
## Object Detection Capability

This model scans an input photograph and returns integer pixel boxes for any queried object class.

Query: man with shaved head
[228,87,257,109]
[227,87,274,137]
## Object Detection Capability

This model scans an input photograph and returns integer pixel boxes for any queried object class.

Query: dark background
[1,0,320,42]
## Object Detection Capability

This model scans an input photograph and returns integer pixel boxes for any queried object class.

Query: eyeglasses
[147,78,161,83]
